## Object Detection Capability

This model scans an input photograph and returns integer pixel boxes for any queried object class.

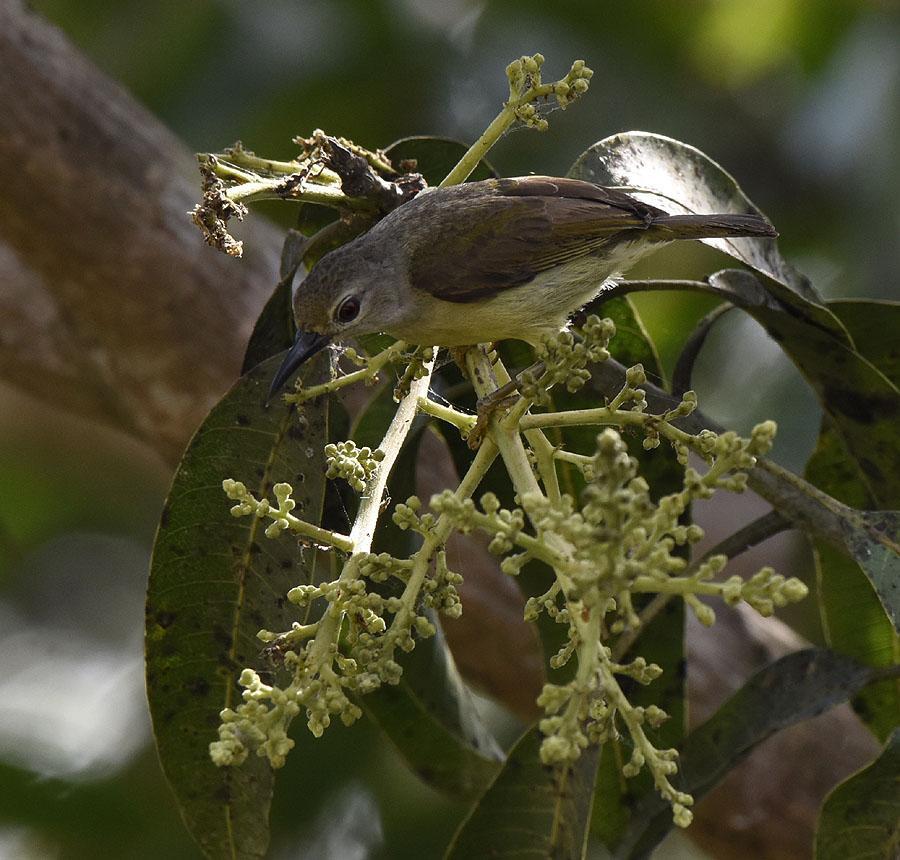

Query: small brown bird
[270,176,776,396]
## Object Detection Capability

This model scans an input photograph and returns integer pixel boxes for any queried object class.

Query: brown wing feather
[408,176,664,303]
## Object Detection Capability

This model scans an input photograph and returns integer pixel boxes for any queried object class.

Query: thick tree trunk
[0,4,878,857]
[0,0,283,463]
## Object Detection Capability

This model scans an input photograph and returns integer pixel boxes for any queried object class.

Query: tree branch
[0,0,283,464]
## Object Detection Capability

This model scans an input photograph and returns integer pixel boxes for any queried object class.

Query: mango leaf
[444,727,600,860]
[570,131,822,304]
[614,649,887,859]
[805,299,900,739]
[830,299,900,383]
[361,617,504,800]
[671,303,733,396]
[146,353,329,859]
[815,728,900,860]
[571,133,899,499]
[241,228,307,373]
[708,273,900,507]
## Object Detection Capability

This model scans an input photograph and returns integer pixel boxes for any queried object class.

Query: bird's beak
[267,329,331,402]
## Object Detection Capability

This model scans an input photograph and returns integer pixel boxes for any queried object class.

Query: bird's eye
[335,296,361,324]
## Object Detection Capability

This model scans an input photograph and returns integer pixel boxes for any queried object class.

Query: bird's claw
[468,392,519,449]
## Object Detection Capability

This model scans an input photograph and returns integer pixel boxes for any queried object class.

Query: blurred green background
[2,1,897,856]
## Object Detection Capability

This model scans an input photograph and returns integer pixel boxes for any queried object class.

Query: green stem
[521,407,696,449]
[306,354,435,667]
[466,348,542,498]
[282,513,353,552]
[631,575,729,597]
[287,342,407,404]
[416,396,476,434]
[439,106,517,187]
[525,428,562,505]
[226,178,371,210]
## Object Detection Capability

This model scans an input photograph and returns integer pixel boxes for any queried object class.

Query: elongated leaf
[707,274,900,507]
[241,229,307,373]
[671,303,733,396]
[445,727,600,860]
[572,132,899,499]
[571,131,821,304]
[362,618,504,800]
[805,299,900,739]
[830,299,900,382]
[815,728,900,860]
[146,353,328,859]
[614,649,885,859]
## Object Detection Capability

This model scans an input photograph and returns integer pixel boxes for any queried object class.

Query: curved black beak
[267,330,331,403]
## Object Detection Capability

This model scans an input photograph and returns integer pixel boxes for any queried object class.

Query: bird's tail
[648,213,777,240]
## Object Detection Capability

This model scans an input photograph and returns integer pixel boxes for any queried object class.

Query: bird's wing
[407,176,665,303]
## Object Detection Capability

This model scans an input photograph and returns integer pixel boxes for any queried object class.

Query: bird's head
[268,240,399,399]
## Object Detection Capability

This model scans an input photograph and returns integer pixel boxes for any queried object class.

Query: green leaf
[571,133,899,502]
[241,229,307,373]
[571,131,821,304]
[614,649,885,859]
[444,727,600,860]
[146,353,329,859]
[712,274,900,508]
[362,619,504,800]
[830,298,900,382]
[815,728,900,860]
[804,299,900,739]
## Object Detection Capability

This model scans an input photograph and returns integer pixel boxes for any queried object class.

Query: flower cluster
[430,426,807,826]
[393,345,436,401]
[325,440,385,492]
[518,315,616,404]
[210,478,467,769]
[506,54,594,131]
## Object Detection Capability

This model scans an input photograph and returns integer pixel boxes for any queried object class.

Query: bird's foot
[468,390,519,450]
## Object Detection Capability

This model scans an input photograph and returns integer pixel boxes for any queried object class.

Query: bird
[269,175,776,398]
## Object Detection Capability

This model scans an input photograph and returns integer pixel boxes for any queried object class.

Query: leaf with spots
[444,726,600,860]
[805,299,900,740]
[613,649,886,859]
[815,728,900,860]
[361,617,504,800]
[146,352,329,859]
